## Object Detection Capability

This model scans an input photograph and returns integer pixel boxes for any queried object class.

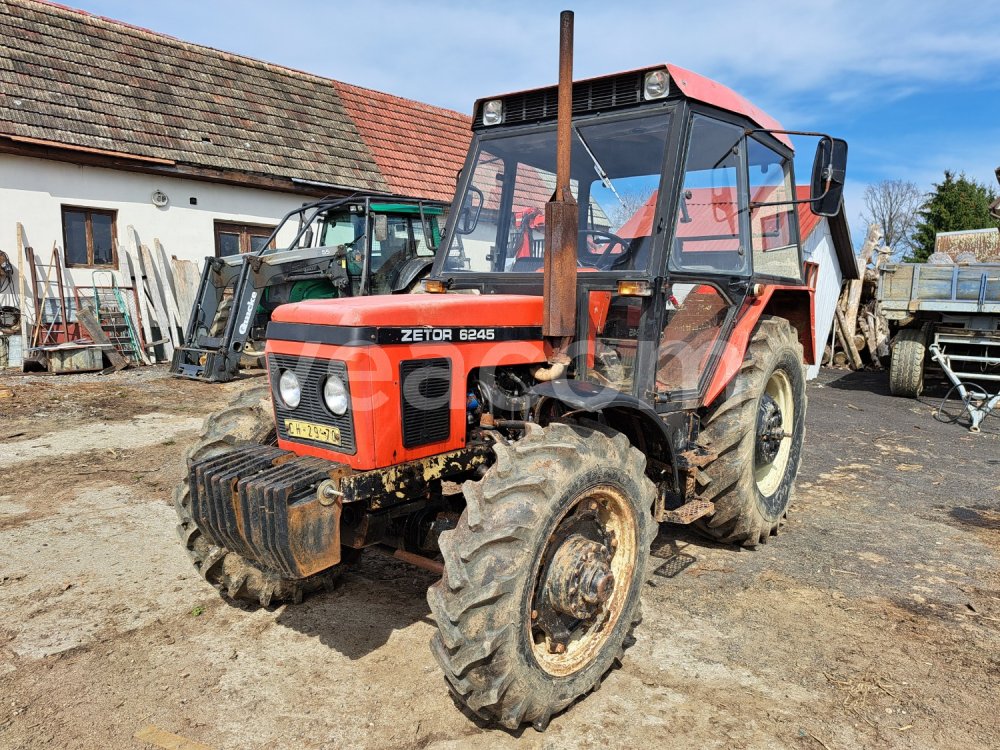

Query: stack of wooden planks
[9,222,200,371]
[825,223,892,370]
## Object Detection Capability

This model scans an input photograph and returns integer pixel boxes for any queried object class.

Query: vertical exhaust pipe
[541,10,578,365]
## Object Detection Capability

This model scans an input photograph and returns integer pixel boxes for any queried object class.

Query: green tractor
[170,195,446,382]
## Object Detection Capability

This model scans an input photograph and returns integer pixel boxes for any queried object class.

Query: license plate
[284,419,341,446]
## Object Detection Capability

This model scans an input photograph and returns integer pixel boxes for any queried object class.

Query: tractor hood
[270,293,544,330]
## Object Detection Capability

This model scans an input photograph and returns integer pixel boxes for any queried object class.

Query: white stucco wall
[802,220,845,379]
[0,153,305,292]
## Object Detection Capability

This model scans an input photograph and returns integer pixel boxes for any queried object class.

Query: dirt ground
[0,365,997,750]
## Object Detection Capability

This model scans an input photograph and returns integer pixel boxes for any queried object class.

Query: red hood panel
[271,293,544,328]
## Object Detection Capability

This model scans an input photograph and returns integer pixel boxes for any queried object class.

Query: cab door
[656,113,749,404]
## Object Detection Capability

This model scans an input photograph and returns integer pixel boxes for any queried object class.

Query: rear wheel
[694,316,806,546]
[889,326,927,398]
[427,423,656,730]
[174,385,346,605]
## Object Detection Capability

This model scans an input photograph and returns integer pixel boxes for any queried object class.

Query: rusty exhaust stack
[541,9,578,364]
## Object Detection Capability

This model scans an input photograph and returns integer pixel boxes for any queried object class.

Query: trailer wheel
[694,316,806,547]
[427,423,656,730]
[889,326,927,398]
[174,385,346,605]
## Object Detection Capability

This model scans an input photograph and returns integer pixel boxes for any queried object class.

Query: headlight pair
[277,369,348,416]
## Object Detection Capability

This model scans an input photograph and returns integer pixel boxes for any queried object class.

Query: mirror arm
[744,127,834,139]
[749,193,836,211]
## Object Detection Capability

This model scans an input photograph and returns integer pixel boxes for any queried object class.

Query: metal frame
[929,338,1000,432]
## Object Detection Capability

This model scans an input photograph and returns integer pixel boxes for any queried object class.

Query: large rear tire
[889,326,927,398]
[693,316,806,547]
[427,423,656,730]
[174,385,344,605]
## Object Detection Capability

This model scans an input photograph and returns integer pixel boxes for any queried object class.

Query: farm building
[0,0,470,362]
[794,186,858,378]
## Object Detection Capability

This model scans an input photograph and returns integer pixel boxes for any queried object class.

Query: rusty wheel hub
[755,392,784,466]
[544,535,615,620]
[529,488,637,676]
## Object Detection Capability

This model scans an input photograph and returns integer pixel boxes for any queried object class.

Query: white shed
[795,186,858,379]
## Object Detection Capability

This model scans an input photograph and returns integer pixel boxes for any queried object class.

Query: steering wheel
[578,230,631,269]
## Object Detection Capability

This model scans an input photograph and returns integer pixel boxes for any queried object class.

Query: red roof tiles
[333,81,471,203]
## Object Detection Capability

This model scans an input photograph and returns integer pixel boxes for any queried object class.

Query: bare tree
[861,179,922,253]
[607,190,653,229]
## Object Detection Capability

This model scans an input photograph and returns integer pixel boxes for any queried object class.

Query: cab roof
[474,64,791,149]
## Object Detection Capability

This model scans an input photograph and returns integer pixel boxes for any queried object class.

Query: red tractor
[175,14,847,731]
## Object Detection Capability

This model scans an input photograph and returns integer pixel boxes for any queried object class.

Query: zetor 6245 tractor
[174,34,847,731]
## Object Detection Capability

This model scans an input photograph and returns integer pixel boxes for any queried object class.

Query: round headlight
[278,369,301,409]
[643,69,670,100]
[482,99,503,126]
[323,375,349,416]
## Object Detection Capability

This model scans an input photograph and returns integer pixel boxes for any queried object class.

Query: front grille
[400,358,452,448]
[485,71,645,126]
[269,355,357,455]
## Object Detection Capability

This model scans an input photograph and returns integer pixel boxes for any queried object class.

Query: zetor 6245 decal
[173,14,847,732]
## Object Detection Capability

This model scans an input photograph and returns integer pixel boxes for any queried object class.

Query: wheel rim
[754,368,794,497]
[528,483,638,677]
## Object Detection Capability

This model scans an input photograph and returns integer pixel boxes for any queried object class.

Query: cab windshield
[443,111,672,274]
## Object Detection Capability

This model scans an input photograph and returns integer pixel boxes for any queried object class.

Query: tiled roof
[334,81,471,202]
[795,185,823,241]
[0,0,471,200]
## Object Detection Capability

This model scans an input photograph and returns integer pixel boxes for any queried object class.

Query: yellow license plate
[284,419,342,446]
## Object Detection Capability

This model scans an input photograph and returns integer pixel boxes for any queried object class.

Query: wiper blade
[573,126,625,209]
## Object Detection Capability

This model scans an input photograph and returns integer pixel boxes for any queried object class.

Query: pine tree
[907,171,1000,262]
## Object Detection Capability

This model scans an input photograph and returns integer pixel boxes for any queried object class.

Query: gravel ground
[0,365,997,749]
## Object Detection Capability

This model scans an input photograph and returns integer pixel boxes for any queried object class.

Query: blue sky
[67,0,1000,245]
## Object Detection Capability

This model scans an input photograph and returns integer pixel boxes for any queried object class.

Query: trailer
[879,259,1000,430]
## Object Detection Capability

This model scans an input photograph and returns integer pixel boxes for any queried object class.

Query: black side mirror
[810,137,848,217]
[456,186,484,235]
[423,219,438,250]
[374,214,389,242]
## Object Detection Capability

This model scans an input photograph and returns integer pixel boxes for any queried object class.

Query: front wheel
[694,315,806,546]
[174,385,346,605]
[427,423,656,730]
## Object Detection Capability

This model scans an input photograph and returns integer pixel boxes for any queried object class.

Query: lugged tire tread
[693,316,806,547]
[427,423,656,730]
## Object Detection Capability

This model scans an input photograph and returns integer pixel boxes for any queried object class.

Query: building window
[62,206,117,267]
[214,221,277,257]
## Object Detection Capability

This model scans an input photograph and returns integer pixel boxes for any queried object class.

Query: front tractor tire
[174,385,342,606]
[694,315,806,547]
[427,423,657,731]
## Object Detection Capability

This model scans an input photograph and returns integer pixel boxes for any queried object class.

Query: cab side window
[748,138,800,280]
[669,115,748,275]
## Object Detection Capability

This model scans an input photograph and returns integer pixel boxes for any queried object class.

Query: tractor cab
[430,64,845,408]
[309,201,444,296]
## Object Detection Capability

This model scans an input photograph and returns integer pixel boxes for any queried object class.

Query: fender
[703,284,815,407]
[531,379,680,491]
[392,257,434,293]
